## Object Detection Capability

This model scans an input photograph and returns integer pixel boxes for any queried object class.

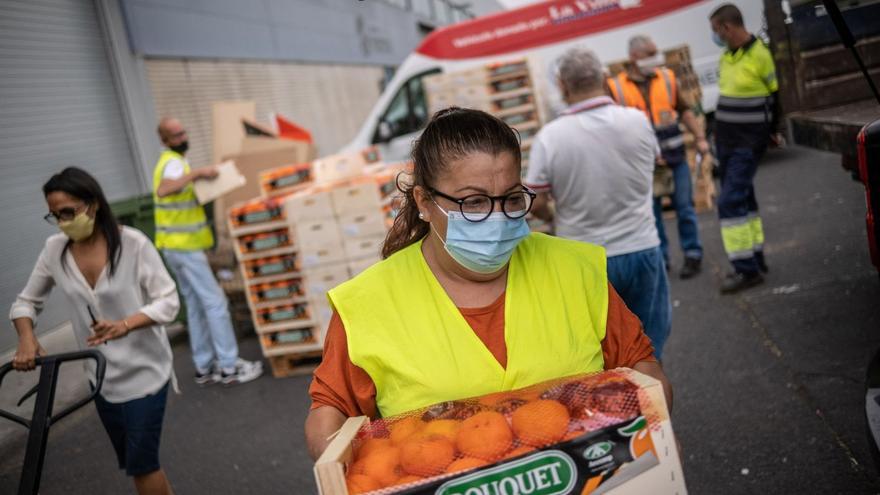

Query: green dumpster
[110,194,155,241]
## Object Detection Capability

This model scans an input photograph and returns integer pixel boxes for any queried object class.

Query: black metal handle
[0,350,107,428]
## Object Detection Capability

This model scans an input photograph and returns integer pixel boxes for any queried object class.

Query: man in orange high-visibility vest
[607,34,709,280]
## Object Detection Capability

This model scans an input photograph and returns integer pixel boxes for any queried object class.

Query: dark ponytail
[43,167,123,276]
[382,107,522,258]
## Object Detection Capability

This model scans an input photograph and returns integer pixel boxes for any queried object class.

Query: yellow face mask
[58,211,95,241]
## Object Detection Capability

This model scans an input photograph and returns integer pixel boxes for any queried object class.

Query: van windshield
[373,68,441,143]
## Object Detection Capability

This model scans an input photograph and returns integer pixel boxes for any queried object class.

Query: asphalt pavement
[0,145,878,494]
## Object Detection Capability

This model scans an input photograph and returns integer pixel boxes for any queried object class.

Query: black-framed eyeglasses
[44,203,86,226]
[429,187,537,222]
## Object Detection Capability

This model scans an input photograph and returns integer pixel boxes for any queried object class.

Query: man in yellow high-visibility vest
[154,117,263,386]
[710,4,781,294]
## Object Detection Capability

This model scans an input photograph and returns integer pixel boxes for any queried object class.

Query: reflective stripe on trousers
[720,215,764,260]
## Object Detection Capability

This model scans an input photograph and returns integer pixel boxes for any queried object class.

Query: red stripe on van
[417,0,704,60]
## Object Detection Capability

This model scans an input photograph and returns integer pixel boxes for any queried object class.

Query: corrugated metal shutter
[0,0,141,350]
[144,59,385,167]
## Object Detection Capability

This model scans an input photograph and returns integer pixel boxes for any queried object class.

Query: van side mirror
[377,121,393,143]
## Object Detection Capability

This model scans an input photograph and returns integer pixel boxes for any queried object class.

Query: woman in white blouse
[10,167,179,495]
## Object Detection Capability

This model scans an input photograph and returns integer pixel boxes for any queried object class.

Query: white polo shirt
[526,96,660,257]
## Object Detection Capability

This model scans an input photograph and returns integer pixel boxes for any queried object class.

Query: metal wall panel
[120,0,423,66]
[0,0,141,351]
[144,58,384,167]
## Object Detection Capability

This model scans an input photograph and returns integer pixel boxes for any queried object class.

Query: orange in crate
[399,436,455,477]
[445,456,488,474]
[350,445,402,486]
[502,445,535,460]
[356,438,394,459]
[389,416,424,445]
[417,419,459,443]
[455,411,512,461]
[392,475,422,487]
[511,399,570,447]
[243,254,298,278]
[237,229,290,253]
[345,474,380,495]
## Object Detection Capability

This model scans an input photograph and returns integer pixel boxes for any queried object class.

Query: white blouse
[9,226,180,403]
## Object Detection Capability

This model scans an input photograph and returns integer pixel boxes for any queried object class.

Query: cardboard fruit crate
[296,217,345,251]
[229,197,286,229]
[304,263,352,302]
[331,180,385,217]
[234,228,293,257]
[314,369,685,495]
[248,277,306,305]
[260,162,313,198]
[338,210,387,240]
[242,254,300,282]
[255,300,311,328]
[284,189,335,224]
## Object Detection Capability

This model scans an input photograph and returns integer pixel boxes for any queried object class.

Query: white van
[342,0,765,162]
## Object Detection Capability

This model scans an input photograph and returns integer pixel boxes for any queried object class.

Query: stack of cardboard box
[424,59,541,174]
[225,148,407,377]
[227,196,322,377]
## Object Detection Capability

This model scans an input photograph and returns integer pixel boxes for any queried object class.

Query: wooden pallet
[268,349,324,378]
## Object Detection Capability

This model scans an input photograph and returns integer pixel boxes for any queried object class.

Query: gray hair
[628,34,654,57]
[557,47,604,94]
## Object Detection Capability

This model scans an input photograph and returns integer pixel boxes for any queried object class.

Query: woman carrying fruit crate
[305,108,672,460]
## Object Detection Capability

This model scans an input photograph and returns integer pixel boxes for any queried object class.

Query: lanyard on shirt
[561,96,615,116]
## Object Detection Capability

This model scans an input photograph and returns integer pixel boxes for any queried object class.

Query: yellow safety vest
[329,233,608,417]
[152,150,214,251]
[716,37,778,125]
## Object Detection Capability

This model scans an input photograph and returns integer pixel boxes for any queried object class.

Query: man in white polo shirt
[527,47,672,359]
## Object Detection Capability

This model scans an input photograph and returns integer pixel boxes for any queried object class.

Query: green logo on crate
[583,441,613,461]
[435,450,576,495]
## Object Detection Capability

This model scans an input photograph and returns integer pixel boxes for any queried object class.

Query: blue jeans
[652,159,703,263]
[607,247,672,360]
[94,382,168,476]
[163,249,239,371]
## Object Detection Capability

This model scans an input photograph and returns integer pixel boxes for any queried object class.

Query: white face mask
[635,53,664,75]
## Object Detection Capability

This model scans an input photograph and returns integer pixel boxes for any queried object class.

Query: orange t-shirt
[309,284,655,418]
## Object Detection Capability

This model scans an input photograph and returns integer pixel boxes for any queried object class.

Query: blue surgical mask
[712,32,726,48]
[430,202,531,274]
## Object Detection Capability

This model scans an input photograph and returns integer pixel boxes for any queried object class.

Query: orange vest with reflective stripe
[608,68,684,160]
[607,68,678,127]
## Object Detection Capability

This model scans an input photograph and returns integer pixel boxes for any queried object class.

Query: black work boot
[720,271,764,294]
[679,257,702,279]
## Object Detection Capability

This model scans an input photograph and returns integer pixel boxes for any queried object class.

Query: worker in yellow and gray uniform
[153,117,263,386]
[709,3,780,294]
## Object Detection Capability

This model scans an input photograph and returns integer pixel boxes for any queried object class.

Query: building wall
[145,59,386,167]
[0,0,144,352]
[121,0,423,67]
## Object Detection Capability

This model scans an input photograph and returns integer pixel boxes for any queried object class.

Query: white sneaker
[194,365,220,386]
[220,358,263,386]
